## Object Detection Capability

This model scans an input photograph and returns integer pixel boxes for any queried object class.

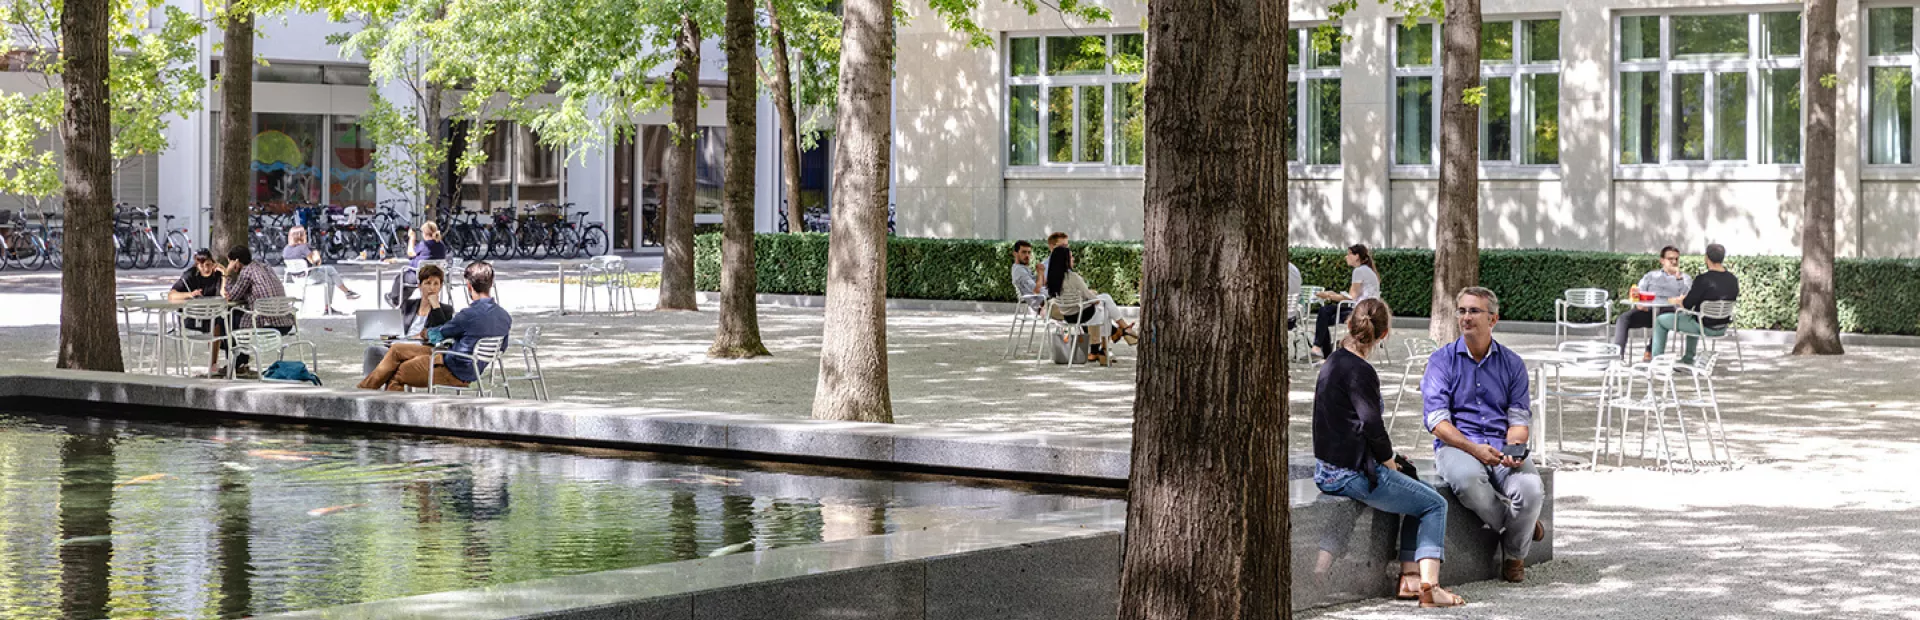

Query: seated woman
[1311,298,1462,608]
[283,226,361,315]
[362,265,454,375]
[1313,244,1382,359]
[388,221,450,306]
[1043,246,1137,366]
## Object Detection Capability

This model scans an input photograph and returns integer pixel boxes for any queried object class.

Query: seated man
[220,246,293,378]
[1653,243,1739,365]
[1009,240,1041,311]
[283,226,360,315]
[1421,286,1546,583]
[359,261,512,391]
[1613,245,1690,362]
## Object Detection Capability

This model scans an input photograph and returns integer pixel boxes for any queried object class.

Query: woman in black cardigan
[1311,298,1462,608]
[361,264,455,375]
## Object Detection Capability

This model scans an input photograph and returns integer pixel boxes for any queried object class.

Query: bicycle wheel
[163,231,190,268]
[47,231,61,268]
[325,232,353,261]
[133,235,157,269]
[516,226,546,260]
[488,227,517,261]
[115,236,134,269]
[582,226,610,257]
[16,232,45,271]
[355,228,381,260]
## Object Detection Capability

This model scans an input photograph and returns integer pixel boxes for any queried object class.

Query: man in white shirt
[1613,245,1692,362]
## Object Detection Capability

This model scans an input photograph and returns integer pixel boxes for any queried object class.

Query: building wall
[890,0,1918,257]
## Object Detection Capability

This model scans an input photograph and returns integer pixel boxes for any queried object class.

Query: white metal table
[338,259,393,308]
[1522,348,1618,466]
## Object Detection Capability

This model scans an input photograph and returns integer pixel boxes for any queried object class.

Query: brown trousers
[357,343,468,391]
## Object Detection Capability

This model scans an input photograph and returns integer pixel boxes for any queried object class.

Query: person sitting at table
[1313,298,1463,607]
[1421,286,1546,584]
[1652,243,1739,366]
[1313,244,1382,359]
[282,226,360,316]
[1613,245,1690,362]
[1033,232,1069,295]
[1009,240,1043,311]
[1045,246,1137,366]
[388,221,449,306]
[219,246,293,379]
[359,261,511,391]
[168,249,225,369]
[362,264,454,375]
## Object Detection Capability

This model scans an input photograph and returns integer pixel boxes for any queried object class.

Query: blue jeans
[1317,462,1448,562]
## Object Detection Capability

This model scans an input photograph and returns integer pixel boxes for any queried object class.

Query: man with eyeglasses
[1420,286,1546,584]
[1613,245,1691,362]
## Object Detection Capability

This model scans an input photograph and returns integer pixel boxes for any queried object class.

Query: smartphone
[1501,443,1530,461]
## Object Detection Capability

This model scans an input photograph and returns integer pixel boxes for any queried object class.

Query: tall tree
[1795,0,1843,356]
[56,0,121,372]
[659,15,703,311]
[213,8,255,256]
[762,0,840,234]
[709,0,770,356]
[1119,0,1291,617]
[767,0,806,233]
[1431,0,1481,343]
[810,0,894,422]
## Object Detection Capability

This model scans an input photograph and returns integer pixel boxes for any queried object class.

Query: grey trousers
[308,266,345,309]
[1434,444,1546,561]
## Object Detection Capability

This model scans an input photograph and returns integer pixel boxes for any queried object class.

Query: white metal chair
[1286,289,1322,365]
[279,257,321,308]
[1672,299,1743,370]
[1003,294,1048,360]
[1595,355,1707,471]
[427,336,509,396]
[579,255,637,313]
[164,299,229,376]
[1389,337,1442,429]
[227,328,318,382]
[237,296,302,338]
[1555,288,1614,344]
[115,293,162,373]
[1539,341,1621,455]
[1037,298,1104,367]
[501,326,551,400]
[1670,351,1733,466]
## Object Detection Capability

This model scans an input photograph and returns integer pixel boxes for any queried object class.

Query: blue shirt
[1420,337,1532,451]
[437,297,513,383]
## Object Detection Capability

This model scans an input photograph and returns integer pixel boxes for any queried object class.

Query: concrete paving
[3,264,1919,618]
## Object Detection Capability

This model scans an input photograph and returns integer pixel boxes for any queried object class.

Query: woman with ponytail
[1311,298,1462,608]
[1313,243,1384,358]
[1044,245,1137,366]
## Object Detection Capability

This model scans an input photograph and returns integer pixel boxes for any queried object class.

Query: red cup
[1638,292,1656,302]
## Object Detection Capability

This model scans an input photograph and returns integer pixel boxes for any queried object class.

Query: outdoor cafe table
[553,260,591,315]
[1522,347,1619,466]
[124,298,234,376]
[337,259,391,308]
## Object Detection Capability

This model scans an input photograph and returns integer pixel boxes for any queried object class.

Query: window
[1615,12,1803,166]
[1392,18,1561,167]
[1006,32,1144,169]
[1286,26,1342,165]
[1870,7,1920,165]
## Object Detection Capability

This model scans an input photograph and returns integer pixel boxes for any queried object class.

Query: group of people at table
[1304,242,1739,607]
[162,220,514,390]
[1008,231,1141,366]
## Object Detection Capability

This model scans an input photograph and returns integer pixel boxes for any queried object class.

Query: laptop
[355,309,406,341]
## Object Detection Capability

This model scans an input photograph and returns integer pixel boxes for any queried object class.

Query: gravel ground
[6,266,1920,618]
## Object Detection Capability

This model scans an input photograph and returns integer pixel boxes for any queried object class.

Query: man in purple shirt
[1421,286,1547,584]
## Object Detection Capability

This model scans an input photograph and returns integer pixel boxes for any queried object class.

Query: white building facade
[892,0,1920,258]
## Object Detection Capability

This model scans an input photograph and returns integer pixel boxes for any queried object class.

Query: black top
[1312,347,1395,480]
[170,267,222,297]
[400,297,455,336]
[1681,270,1740,329]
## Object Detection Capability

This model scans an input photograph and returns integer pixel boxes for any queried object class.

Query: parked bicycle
[0,209,49,271]
[111,203,159,270]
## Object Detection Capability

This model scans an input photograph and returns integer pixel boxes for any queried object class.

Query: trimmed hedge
[695,233,1920,336]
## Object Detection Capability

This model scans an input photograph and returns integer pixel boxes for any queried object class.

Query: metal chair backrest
[1697,300,1737,321]
[116,293,148,305]
[1689,350,1721,375]
[231,328,283,353]
[1557,341,1620,357]
[470,336,507,365]
[1563,288,1610,308]
[519,326,542,348]
[252,296,299,319]
[589,255,623,271]
[1402,337,1440,360]
[180,299,229,321]
[284,257,312,277]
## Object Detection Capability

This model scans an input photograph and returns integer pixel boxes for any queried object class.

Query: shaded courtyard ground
[4,265,1919,618]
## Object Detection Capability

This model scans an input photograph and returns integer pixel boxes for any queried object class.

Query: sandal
[1419,583,1465,608]
[1123,327,1139,346]
[1397,572,1421,600]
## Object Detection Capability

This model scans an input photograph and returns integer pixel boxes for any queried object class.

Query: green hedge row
[695,233,1920,335]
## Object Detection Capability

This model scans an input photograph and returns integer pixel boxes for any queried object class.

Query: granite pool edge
[0,370,1135,486]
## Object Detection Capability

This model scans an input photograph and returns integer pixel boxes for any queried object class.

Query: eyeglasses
[1454,307,1492,317]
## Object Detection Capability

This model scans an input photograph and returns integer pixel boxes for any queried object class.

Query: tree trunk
[56,0,123,372]
[809,0,893,423]
[768,0,806,234]
[213,11,254,257]
[58,433,114,618]
[658,16,702,311]
[1118,0,1290,617]
[1796,0,1844,356]
[1431,0,1482,343]
[710,0,770,358]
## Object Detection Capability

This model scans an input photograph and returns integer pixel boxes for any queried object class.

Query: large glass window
[1287,26,1343,165]
[450,121,567,212]
[1869,7,1920,165]
[1615,12,1803,166]
[1394,18,1561,167]
[253,113,323,209]
[1006,32,1143,169]
[328,116,375,208]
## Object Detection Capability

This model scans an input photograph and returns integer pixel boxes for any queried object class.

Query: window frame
[1389,15,1565,180]
[1003,29,1145,179]
[1288,23,1344,179]
[1864,4,1920,176]
[1612,9,1806,178]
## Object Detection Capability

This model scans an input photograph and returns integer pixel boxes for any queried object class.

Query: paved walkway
[4,266,1920,618]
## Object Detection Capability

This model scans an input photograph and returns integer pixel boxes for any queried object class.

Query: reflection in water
[58,434,113,620]
[0,413,1113,618]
